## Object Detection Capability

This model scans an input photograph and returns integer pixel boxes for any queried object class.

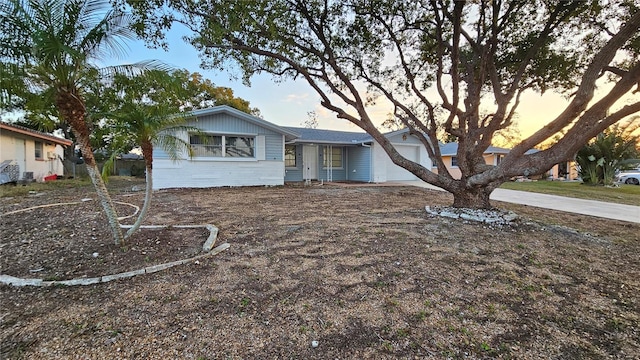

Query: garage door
[386,145,419,181]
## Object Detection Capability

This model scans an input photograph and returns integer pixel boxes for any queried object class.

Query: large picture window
[285,145,297,167]
[323,146,343,168]
[190,134,255,158]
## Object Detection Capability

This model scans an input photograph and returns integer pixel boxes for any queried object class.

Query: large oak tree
[125,0,640,208]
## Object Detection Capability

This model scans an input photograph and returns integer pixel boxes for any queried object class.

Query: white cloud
[284,93,310,104]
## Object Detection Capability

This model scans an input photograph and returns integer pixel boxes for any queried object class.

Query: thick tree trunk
[451,186,493,209]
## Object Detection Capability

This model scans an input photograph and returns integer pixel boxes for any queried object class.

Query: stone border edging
[0,243,229,287]
[1,200,140,220]
[1,200,229,287]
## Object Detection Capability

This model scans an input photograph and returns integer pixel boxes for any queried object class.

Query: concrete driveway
[396,181,640,224]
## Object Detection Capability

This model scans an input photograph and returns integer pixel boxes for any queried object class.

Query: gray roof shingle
[283,126,372,144]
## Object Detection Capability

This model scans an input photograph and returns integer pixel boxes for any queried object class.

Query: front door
[302,145,318,180]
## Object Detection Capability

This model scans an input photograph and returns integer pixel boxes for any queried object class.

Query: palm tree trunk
[57,90,124,245]
[125,167,152,238]
[74,133,125,245]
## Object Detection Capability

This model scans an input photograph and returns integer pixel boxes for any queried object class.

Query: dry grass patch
[1,179,638,359]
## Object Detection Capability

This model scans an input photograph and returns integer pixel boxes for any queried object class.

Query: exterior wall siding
[347,146,371,182]
[372,143,390,182]
[152,109,289,188]
[385,133,424,145]
[284,144,304,182]
[1,132,66,181]
[153,159,285,189]
[318,168,347,181]
[284,145,372,182]
[154,113,284,161]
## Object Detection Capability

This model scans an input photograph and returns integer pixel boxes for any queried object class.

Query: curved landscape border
[0,200,229,287]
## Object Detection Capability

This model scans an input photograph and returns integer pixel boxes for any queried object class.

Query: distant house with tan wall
[435,142,577,180]
[0,122,72,182]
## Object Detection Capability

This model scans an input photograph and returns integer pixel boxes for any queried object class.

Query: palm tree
[99,70,204,238]
[1,0,138,245]
[102,102,196,238]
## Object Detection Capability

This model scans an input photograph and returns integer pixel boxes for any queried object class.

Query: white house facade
[0,122,72,182]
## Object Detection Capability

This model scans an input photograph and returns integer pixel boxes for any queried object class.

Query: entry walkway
[395,181,640,224]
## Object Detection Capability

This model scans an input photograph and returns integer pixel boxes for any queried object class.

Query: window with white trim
[285,144,297,167]
[34,141,43,159]
[225,136,255,157]
[190,134,255,158]
[451,156,458,167]
[323,147,343,168]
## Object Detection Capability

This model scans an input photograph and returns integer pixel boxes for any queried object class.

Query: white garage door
[386,145,419,181]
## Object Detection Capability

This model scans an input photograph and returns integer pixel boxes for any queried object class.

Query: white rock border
[425,205,518,224]
[1,200,229,287]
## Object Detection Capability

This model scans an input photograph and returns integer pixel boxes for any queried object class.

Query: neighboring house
[281,127,432,183]
[437,142,577,180]
[152,105,433,189]
[112,153,145,177]
[0,121,72,182]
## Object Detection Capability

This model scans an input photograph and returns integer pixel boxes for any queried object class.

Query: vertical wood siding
[152,111,287,188]
[284,144,304,182]
[153,113,284,161]
[347,146,371,182]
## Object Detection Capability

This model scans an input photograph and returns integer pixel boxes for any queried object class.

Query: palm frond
[100,60,173,80]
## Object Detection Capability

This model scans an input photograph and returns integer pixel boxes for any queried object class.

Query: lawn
[500,180,640,206]
[1,178,638,359]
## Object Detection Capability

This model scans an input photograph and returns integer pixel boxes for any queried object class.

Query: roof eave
[0,123,72,146]
[291,139,373,146]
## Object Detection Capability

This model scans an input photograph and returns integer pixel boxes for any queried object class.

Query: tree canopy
[125,0,639,208]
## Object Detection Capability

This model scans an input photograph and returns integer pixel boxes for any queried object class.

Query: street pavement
[396,181,640,224]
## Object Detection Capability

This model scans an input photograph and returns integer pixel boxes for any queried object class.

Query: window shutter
[256,135,266,160]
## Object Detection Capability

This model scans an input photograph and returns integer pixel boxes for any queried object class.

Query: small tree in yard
[576,120,640,185]
[99,71,192,238]
[124,0,640,208]
[99,69,258,237]
[0,0,142,244]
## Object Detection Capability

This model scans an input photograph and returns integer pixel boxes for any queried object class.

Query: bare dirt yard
[1,178,639,359]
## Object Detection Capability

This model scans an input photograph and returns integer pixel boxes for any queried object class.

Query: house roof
[439,142,539,156]
[282,126,372,145]
[0,121,72,146]
[191,106,299,141]
[118,153,144,160]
